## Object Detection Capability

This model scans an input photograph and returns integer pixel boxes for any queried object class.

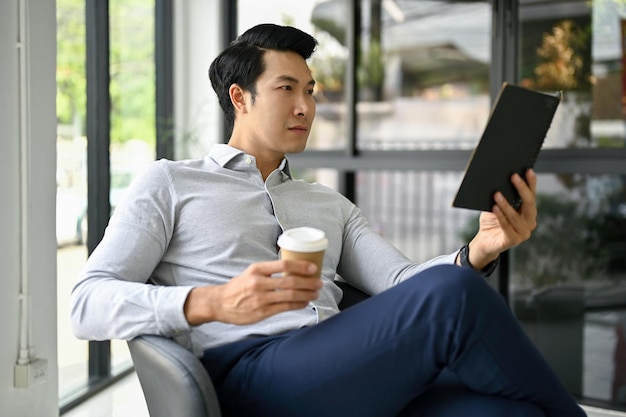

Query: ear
[229,84,248,115]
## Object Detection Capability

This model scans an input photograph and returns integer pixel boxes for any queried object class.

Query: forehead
[260,50,313,81]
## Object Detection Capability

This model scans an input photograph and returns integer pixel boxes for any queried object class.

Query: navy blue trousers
[202,265,586,417]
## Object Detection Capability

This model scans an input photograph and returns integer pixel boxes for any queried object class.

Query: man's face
[236,50,316,157]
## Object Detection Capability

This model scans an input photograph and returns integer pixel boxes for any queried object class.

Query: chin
[285,142,308,154]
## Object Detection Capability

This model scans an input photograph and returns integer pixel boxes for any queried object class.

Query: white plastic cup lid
[277,227,328,252]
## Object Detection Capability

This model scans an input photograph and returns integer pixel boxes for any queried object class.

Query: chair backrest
[335,280,370,310]
[128,334,222,417]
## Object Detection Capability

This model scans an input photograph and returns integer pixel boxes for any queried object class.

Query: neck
[226,141,283,182]
[257,160,281,181]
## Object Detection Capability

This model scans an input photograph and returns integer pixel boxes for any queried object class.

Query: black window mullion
[491,0,519,301]
[85,0,111,381]
[346,0,358,159]
[221,0,238,143]
[491,0,519,96]
[155,0,174,160]
[340,0,360,202]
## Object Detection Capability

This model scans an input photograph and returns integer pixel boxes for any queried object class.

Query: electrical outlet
[14,358,48,388]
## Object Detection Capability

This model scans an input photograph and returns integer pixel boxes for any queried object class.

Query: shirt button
[245,157,252,164]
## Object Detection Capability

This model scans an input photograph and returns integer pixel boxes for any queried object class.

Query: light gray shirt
[70,144,456,356]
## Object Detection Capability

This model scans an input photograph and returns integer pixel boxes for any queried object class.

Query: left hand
[467,169,538,269]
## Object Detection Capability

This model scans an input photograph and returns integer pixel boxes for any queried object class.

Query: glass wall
[509,1,626,408]
[519,0,625,148]
[238,0,626,410]
[357,1,491,151]
[57,0,156,409]
[108,0,157,374]
[511,173,626,404]
[56,0,89,403]
[238,0,493,151]
[356,170,476,262]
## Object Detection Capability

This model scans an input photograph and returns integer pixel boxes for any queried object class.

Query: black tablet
[452,83,562,212]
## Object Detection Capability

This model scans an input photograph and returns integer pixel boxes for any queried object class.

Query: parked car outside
[56,184,86,246]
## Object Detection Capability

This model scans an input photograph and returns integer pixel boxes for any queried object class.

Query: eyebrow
[275,75,316,87]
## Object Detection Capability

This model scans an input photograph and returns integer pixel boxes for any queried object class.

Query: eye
[280,85,292,91]
[306,88,315,95]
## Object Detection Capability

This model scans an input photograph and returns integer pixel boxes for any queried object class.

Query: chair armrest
[128,334,222,417]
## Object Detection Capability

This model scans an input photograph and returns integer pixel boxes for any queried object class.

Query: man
[71,24,586,416]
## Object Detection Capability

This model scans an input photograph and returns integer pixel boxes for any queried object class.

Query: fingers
[246,260,321,291]
[494,170,536,214]
[513,169,537,214]
[249,259,318,279]
[213,260,323,324]
[524,168,537,195]
[514,169,538,225]
[493,196,532,244]
[492,169,538,243]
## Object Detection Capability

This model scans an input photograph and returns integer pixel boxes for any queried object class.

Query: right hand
[183,259,322,326]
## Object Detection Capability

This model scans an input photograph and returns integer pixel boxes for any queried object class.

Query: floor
[60,370,626,417]
[62,372,148,417]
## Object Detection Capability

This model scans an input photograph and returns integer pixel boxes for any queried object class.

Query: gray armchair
[128,334,222,417]
[128,281,370,417]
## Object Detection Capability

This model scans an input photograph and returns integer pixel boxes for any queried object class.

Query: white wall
[173,0,223,159]
[0,0,59,416]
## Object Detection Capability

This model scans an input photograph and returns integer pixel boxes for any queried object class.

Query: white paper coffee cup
[277,227,328,277]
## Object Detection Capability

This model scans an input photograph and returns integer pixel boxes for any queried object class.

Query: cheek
[252,101,278,120]
[266,102,291,122]
[255,109,286,138]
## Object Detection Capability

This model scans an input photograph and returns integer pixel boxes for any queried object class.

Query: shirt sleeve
[337,205,457,295]
[70,161,194,341]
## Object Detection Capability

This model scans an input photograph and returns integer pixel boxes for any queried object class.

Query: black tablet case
[452,83,561,212]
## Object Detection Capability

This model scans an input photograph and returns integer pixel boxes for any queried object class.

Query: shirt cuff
[154,285,195,336]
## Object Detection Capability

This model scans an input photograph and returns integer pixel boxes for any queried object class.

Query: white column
[0,0,59,415]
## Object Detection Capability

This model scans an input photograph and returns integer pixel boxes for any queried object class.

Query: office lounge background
[0,1,222,415]
[2,0,626,416]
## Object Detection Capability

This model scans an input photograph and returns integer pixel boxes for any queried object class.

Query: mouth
[288,125,308,133]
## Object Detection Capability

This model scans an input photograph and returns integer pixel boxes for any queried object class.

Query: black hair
[208,24,318,137]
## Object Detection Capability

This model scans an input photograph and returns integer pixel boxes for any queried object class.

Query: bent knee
[418,264,486,287]
[405,264,494,301]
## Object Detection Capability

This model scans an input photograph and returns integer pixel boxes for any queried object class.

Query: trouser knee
[383,264,496,327]
[406,264,491,303]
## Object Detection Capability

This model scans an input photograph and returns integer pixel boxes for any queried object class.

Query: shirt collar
[208,144,293,179]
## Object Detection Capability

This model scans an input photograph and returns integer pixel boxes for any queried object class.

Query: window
[357,1,492,151]
[513,3,626,406]
[511,173,626,404]
[109,0,157,373]
[357,170,475,262]
[519,0,625,148]
[236,0,626,410]
[56,0,89,404]
[57,0,157,410]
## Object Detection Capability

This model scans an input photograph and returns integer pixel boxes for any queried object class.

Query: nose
[295,93,314,118]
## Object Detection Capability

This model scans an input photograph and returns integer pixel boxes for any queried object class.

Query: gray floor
[62,373,148,417]
[585,406,626,417]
